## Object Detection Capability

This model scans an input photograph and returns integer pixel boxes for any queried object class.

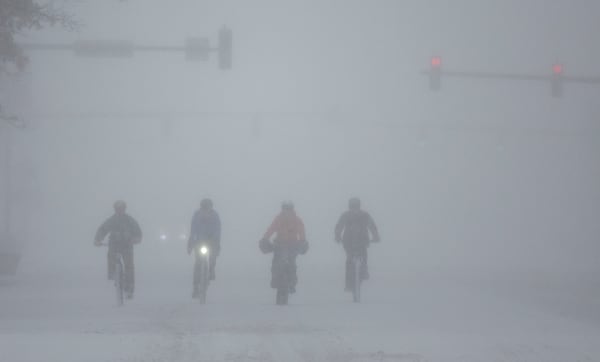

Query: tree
[0,0,77,123]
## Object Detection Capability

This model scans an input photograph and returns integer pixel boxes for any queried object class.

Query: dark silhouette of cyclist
[94,200,142,299]
[187,198,221,297]
[335,197,380,292]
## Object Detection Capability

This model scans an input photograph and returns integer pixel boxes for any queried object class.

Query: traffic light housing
[551,64,563,98]
[429,56,441,91]
[218,26,232,70]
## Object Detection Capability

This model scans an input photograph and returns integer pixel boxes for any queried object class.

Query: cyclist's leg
[191,253,200,297]
[193,252,201,286]
[121,244,135,295]
[107,243,117,280]
[360,244,369,280]
[290,253,298,292]
[209,255,217,280]
[344,246,353,291]
[270,249,281,288]
[209,242,218,280]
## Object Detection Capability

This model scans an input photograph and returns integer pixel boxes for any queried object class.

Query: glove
[131,237,142,245]
[297,240,309,255]
[372,236,381,243]
[94,240,102,247]
[335,235,342,243]
[259,238,274,254]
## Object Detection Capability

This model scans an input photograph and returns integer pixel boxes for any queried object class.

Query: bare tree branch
[0,0,80,72]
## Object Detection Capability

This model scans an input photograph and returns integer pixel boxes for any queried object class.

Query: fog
[1,1,600,361]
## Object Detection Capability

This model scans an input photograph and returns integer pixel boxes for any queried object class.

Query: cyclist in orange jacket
[260,201,308,293]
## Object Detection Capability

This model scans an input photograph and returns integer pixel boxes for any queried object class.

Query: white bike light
[199,246,208,255]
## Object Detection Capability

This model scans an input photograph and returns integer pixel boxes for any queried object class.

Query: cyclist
[335,197,380,292]
[260,201,308,294]
[94,200,142,299]
[187,198,221,297]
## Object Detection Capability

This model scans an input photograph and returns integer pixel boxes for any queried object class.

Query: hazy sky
[4,1,600,275]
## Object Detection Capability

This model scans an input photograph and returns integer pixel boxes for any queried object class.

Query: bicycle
[341,240,376,303]
[99,243,127,306]
[348,248,366,303]
[192,241,212,304]
[272,244,295,305]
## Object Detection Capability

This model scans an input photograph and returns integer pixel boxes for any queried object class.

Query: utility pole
[3,125,11,240]
[19,26,233,69]
[422,57,600,98]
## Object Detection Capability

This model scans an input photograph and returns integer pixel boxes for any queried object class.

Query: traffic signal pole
[423,56,600,98]
[18,26,233,69]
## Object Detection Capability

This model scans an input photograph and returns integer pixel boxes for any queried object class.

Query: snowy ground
[1,249,599,362]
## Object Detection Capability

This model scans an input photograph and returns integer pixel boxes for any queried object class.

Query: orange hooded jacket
[263,211,305,244]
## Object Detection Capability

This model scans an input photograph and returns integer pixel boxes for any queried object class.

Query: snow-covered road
[1,254,599,362]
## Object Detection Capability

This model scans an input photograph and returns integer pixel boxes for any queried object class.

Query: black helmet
[113,200,127,213]
[348,197,361,210]
[281,200,294,211]
[200,198,213,209]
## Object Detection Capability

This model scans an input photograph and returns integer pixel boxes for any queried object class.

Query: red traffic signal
[429,56,442,90]
[551,64,564,98]
[552,64,564,75]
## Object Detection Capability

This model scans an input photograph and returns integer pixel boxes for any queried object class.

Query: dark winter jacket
[95,213,142,245]
[188,209,221,248]
[335,210,379,246]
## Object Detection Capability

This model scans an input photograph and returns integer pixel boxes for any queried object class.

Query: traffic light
[551,63,564,98]
[218,26,232,70]
[429,56,441,91]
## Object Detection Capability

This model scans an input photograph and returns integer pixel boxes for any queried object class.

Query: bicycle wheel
[196,257,209,304]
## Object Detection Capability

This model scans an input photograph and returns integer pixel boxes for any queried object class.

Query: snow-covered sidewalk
[1,262,599,362]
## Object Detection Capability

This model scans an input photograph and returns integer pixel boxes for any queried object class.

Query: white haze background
[1,1,599,361]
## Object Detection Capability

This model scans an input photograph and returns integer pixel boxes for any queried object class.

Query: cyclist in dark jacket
[187,198,221,288]
[335,197,380,292]
[94,200,142,299]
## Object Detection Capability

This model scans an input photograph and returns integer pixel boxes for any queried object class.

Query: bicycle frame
[99,243,126,306]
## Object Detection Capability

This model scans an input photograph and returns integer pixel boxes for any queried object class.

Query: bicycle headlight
[199,246,208,255]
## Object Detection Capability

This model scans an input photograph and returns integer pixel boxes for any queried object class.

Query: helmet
[281,200,294,211]
[113,200,127,213]
[200,198,213,209]
[348,197,361,210]
[259,238,274,254]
